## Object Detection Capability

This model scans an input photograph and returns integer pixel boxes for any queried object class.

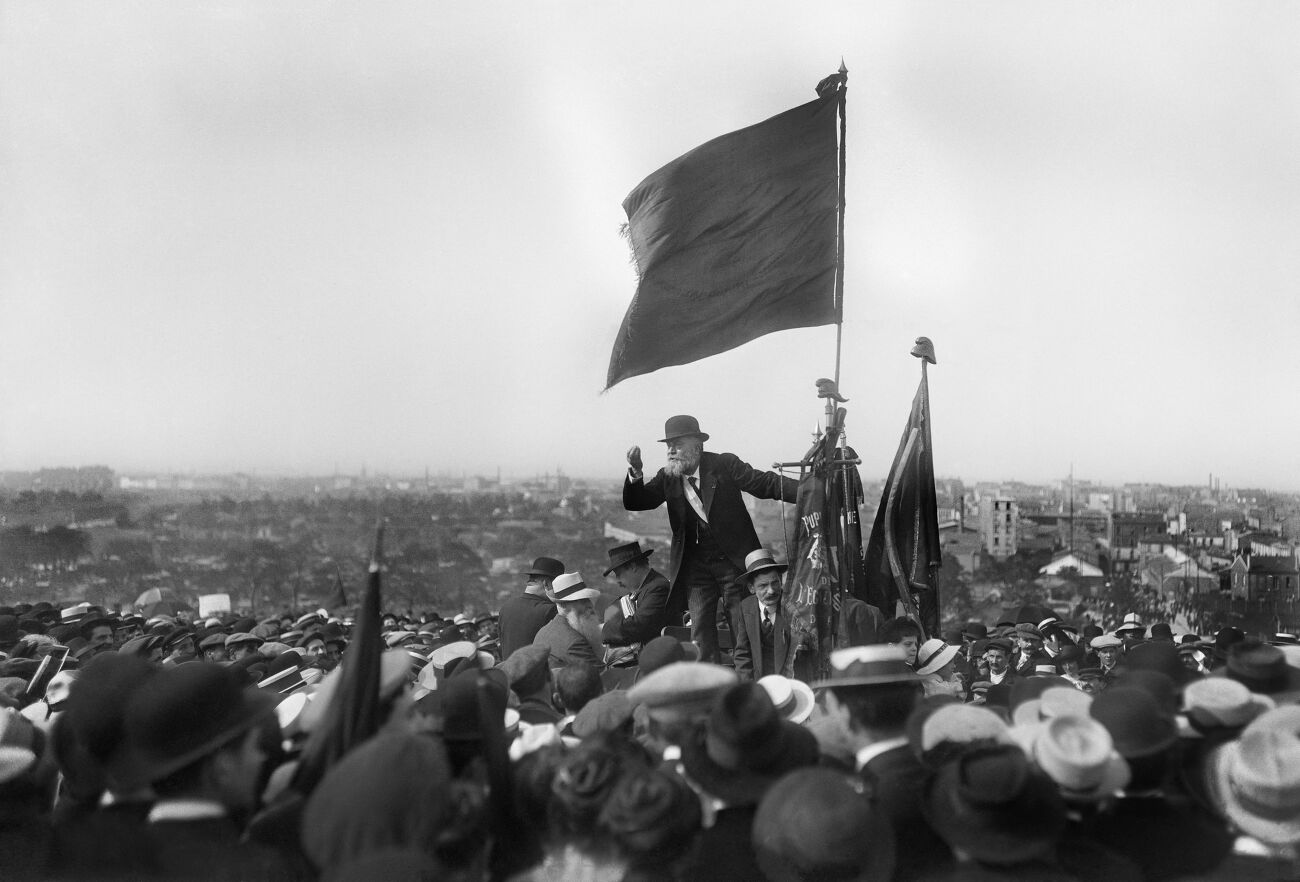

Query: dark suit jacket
[837,596,884,647]
[602,567,674,646]
[623,451,798,592]
[498,590,557,659]
[858,743,953,881]
[731,594,794,681]
[531,615,601,670]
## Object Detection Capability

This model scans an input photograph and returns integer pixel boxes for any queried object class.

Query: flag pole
[833,59,848,387]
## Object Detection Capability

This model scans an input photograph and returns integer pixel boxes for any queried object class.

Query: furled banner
[606,86,840,388]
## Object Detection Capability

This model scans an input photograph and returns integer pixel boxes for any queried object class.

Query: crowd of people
[1,559,1300,881]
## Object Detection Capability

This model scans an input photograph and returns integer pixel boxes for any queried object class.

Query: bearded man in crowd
[531,572,604,671]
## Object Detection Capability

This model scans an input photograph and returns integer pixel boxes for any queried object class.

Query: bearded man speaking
[623,415,797,663]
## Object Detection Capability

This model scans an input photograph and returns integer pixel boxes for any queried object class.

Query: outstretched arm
[719,453,799,504]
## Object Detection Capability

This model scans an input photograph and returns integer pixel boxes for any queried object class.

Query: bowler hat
[1217,640,1300,699]
[636,635,700,676]
[680,681,819,805]
[524,557,565,578]
[963,622,989,641]
[111,663,275,790]
[603,541,654,576]
[1089,686,1177,760]
[658,415,709,443]
[741,548,787,581]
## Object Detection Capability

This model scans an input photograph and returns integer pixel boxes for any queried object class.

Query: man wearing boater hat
[531,572,604,671]
[732,548,800,682]
[624,415,797,663]
[601,540,673,648]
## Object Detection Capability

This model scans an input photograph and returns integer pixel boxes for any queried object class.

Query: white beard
[572,611,605,650]
[663,448,701,478]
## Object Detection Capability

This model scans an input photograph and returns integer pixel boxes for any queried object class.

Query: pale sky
[2,1,1298,491]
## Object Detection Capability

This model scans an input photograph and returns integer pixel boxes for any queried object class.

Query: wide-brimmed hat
[1116,613,1145,636]
[1029,715,1130,804]
[923,743,1067,865]
[523,557,565,579]
[603,541,654,576]
[1183,678,1275,734]
[813,645,919,690]
[915,704,1014,757]
[110,663,275,790]
[658,415,709,443]
[1217,640,1300,700]
[741,548,787,581]
[681,681,819,805]
[915,639,960,677]
[1208,706,1300,846]
[753,768,896,882]
[1011,685,1093,732]
[757,675,815,725]
[547,572,600,603]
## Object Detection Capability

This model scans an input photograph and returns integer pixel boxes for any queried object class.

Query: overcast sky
[2,1,1298,492]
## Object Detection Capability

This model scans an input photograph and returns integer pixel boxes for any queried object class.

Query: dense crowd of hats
[2,591,1300,881]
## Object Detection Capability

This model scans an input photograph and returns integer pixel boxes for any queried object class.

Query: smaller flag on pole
[863,342,942,636]
[133,587,162,610]
[326,565,348,610]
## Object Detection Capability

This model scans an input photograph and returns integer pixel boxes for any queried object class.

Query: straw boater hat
[741,548,788,581]
[1208,705,1300,846]
[757,675,815,725]
[813,645,920,690]
[546,571,601,603]
[1028,715,1130,804]
[603,541,654,576]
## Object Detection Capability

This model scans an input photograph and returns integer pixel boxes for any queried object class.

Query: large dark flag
[863,365,942,636]
[606,84,841,388]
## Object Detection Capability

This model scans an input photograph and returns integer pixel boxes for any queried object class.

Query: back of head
[754,767,895,882]
[598,765,702,868]
[555,663,603,715]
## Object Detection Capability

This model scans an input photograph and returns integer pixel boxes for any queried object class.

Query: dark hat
[76,616,115,639]
[524,557,565,579]
[1056,644,1085,665]
[923,744,1066,865]
[741,548,787,581]
[113,614,144,631]
[813,645,919,690]
[755,769,895,882]
[571,691,634,739]
[1149,622,1174,641]
[497,644,550,692]
[1089,686,1178,760]
[118,633,163,658]
[637,635,701,676]
[658,414,709,443]
[1121,641,1193,687]
[985,637,1014,655]
[599,765,703,860]
[963,622,989,640]
[1013,624,1045,642]
[0,615,25,648]
[681,681,820,805]
[198,633,227,652]
[110,663,275,790]
[440,667,509,742]
[1218,640,1300,698]
[602,541,654,576]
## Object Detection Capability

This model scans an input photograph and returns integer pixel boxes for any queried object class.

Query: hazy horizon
[4,2,1298,494]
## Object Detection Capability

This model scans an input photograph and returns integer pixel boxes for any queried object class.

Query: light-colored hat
[1090,634,1123,651]
[757,675,815,724]
[1208,706,1300,846]
[224,632,263,649]
[813,645,919,690]
[1012,685,1094,732]
[914,639,960,677]
[1183,678,1275,732]
[742,548,787,580]
[547,572,601,603]
[1030,714,1130,803]
[1116,613,1145,635]
[627,662,737,723]
[919,704,1014,754]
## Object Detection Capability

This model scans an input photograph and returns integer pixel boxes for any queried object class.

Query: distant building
[1112,512,1167,549]
[1039,551,1105,578]
[981,497,1019,560]
[1228,554,1300,602]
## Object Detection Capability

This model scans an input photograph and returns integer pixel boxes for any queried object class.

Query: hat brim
[813,671,921,690]
[602,549,654,576]
[786,680,815,724]
[743,562,788,580]
[546,587,601,603]
[1209,740,1300,845]
[658,431,709,443]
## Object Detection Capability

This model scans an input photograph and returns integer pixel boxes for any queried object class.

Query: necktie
[761,607,774,638]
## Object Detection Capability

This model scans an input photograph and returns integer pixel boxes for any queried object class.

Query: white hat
[1030,714,1130,803]
[547,572,601,603]
[915,639,960,677]
[757,675,815,724]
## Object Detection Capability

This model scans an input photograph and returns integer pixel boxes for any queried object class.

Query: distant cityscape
[1,465,1297,636]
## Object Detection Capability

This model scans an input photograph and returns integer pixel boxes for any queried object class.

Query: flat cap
[1090,634,1123,650]
[497,644,549,688]
[627,662,736,721]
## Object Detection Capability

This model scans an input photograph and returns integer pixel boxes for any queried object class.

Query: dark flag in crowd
[606,77,842,388]
[863,342,942,636]
[291,523,385,793]
[783,403,867,681]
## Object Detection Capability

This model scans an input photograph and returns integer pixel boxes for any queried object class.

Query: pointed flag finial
[368,522,386,573]
[839,57,848,75]
[911,337,937,365]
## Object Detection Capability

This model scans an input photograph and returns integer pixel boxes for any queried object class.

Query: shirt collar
[854,735,909,772]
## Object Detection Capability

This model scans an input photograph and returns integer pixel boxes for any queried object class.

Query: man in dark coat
[732,549,797,681]
[601,540,674,648]
[498,556,564,659]
[623,415,797,663]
